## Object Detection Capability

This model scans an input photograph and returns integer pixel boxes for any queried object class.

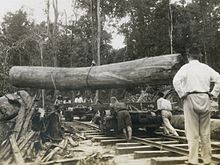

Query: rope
[86,61,96,89]
[50,73,57,90]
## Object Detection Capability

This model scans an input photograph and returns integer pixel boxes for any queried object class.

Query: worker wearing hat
[173,46,220,165]
[110,97,132,142]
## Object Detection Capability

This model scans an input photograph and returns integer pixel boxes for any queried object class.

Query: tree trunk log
[171,115,220,140]
[9,54,183,90]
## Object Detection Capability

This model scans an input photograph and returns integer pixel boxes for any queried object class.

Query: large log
[171,115,220,140]
[9,54,183,90]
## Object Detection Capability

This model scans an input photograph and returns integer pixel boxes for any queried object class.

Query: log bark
[171,115,220,140]
[9,54,183,90]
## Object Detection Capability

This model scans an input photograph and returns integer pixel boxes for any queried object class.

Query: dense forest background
[0,0,220,101]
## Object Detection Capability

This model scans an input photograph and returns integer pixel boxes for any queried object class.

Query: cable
[50,73,57,90]
[86,60,96,89]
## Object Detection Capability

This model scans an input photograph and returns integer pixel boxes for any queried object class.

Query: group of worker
[110,46,220,165]
[109,93,178,143]
[50,47,220,164]
[54,93,93,105]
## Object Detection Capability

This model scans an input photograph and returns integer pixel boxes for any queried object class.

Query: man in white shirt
[173,46,220,165]
[74,93,84,103]
[157,92,179,136]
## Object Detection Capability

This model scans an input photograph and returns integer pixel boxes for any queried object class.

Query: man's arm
[157,99,162,110]
[173,66,187,98]
[209,67,220,98]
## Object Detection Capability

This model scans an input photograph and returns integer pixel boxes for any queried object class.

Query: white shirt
[38,108,45,118]
[54,99,62,105]
[74,97,84,103]
[173,60,220,98]
[157,98,172,111]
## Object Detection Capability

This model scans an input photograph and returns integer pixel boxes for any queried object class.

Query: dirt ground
[63,121,150,165]
[72,138,151,165]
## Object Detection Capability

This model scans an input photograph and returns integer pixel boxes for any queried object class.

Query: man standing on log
[110,97,132,142]
[173,46,220,165]
[156,92,179,136]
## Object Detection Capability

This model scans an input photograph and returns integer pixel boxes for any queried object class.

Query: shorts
[117,110,132,131]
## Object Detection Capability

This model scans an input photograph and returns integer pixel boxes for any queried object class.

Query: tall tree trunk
[168,0,173,54]
[52,0,59,97]
[39,43,45,109]
[90,0,96,61]
[200,0,208,64]
[46,0,51,39]
[95,0,101,103]
[70,0,77,67]
[52,0,59,67]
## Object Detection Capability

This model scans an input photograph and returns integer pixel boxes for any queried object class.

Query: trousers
[161,110,178,136]
[183,94,211,164]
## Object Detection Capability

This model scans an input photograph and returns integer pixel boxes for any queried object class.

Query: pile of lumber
[0,92,37,164]
[0,92,88,165]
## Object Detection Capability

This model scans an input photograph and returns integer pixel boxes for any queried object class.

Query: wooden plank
[42,139,66,162]
[100,139,127,145]
[212,149,220,154]
[18,131,36,151]
[116,146,156,155]
[156,140,179,144]
[9,54,183,90]
[116,143,143,147]
[134,150,178,159]
[86,135,106,139]
[167,144,188,148]
[150,156,187,165]
[84,132,103,135]
[9,134,26,165]
[1,131,36,160]
[14,103,26,140]
[91,136,118,142]
[20,95,37,136]
[67,137,79,147]
[27,157,86,165]
[145,138,164,141]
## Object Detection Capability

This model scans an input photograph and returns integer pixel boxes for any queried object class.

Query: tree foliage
[0,0,220,97]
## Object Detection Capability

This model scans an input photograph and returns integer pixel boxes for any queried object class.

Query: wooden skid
[100,139,128,145]
[91,136,118,142]
[116,146,156,155]
[134,150,178,159]
[116,143,143,147]
[150,156,188,165]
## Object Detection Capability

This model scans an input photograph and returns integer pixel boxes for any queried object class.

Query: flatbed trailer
[60,102,163,135]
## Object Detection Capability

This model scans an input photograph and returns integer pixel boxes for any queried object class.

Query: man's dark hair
[158,92,164,98]
[187,46,202,60]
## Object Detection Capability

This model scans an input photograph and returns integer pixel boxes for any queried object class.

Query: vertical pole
[95,0,101,103]
[169,0,173,54]
[40,43,45,109]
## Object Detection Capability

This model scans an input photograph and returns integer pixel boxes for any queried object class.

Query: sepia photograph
[0,0,220,164]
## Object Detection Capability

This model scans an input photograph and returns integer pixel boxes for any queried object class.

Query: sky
[0,0,126,49]
[0,0,190,49]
